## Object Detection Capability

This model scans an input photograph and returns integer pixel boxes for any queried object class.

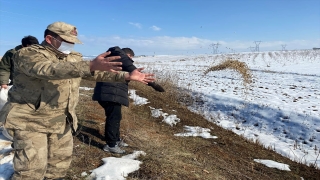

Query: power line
[209,42,220,54]
[225,46,236,54]
[248,46,256,52]
[254,41,261,52]
[281,44,287,51]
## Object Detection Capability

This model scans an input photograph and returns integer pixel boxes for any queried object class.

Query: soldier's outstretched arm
[13,47,126,81]
[89,51,122,72]
[124,69,155,84]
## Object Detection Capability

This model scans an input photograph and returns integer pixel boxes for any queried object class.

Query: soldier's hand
[125,69,155,84]
[90,51,122,72]
[147,82,165,92]
[136,67,144,72]
[0,84,8,89]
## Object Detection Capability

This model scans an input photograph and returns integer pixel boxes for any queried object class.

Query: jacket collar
[41,40,67,59]
[14,45,23,51]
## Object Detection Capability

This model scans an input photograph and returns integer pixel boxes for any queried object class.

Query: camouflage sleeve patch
[13,47,92,80]
[86,71,126,82]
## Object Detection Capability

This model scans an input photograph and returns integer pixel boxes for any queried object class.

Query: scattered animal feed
[204,59,252,84]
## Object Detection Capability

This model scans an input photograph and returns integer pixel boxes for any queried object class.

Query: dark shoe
[116,139,128,147]
[103,145,125,154]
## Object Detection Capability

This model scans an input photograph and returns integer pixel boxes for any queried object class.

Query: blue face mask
[51,37,74,54]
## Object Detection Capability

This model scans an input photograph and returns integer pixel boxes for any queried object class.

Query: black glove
[147,82,165,92]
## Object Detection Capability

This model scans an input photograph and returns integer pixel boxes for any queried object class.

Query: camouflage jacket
[0,41,127,134]
[0,45,23,85]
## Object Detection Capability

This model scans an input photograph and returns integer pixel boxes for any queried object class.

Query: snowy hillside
[134,49,320,168]
[0,50,319,180]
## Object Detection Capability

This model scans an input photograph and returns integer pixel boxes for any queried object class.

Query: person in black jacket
[92,47,164,154]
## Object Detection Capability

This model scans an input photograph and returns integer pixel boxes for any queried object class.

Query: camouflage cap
[47,21,82,44]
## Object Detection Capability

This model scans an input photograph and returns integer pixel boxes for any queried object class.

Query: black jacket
[92,46,137,106]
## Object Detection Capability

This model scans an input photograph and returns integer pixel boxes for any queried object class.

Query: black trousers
[98,101,122,147]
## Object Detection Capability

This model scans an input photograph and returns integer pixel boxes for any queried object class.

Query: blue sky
[0,0,319,56]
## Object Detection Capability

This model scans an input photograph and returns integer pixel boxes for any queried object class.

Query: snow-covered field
[0,49,319,179]
[133,50,320,168]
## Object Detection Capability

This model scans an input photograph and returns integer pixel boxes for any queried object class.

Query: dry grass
[65,78,320,180]
[205,59,252,84]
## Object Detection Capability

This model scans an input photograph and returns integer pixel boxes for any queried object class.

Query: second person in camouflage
[0,35,39,89]
[0,21,154,180]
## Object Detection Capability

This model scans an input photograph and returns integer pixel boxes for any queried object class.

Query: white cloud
[150,25,161,31]
[129,22,142,29]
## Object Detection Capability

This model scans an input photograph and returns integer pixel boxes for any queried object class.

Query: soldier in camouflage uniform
[0,21,154,180]
[0,35,39,89]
